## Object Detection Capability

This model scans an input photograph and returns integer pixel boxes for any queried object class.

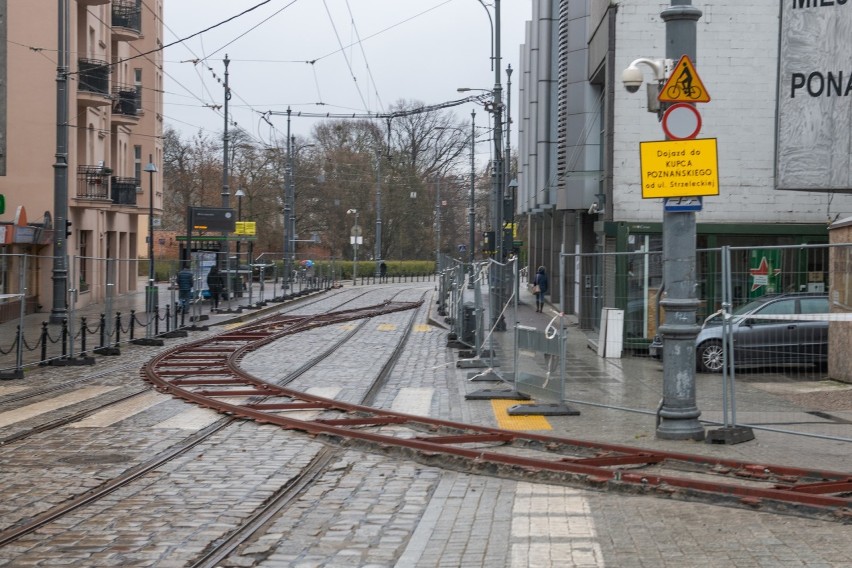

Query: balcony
[111,85,140,126]
[76,165,112,201]
[78,0,110,5]
[112,1,142,42]
[111,177,139,206]
[77,59,112,108]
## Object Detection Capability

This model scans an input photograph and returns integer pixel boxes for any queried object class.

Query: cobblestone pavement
[0,282,850,567]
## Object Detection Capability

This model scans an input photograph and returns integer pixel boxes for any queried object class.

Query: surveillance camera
[622,66,644,93]
[588,202,599,215]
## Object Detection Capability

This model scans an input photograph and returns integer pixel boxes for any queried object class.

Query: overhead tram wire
[260,94,491,122]
[309,0,454,64]
[322,0,370,113]
[167,1,455,137]
[193,0,301,64]
[343,0,385,113]
[67,0,278,77]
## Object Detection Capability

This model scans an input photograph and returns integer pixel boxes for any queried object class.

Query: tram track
[2,283,849,562]
[188,293,428,566]
[0,288,367,447]
[138,299,852,525]
[0,289,423,548]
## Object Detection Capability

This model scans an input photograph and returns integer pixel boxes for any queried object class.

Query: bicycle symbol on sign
[666,62,703,100]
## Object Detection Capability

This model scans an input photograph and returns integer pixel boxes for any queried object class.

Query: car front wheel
[697,340,725,373]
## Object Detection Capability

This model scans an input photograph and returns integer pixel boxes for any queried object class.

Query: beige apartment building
[0,0,163,321]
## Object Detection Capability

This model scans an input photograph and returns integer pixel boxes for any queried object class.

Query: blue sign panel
[663,197,703,212]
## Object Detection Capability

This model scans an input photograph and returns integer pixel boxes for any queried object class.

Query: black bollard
[39,321,48,364]
[115,312,122,346]
[99,314,106,349]
[129,310,136,340]
[61,318,68,359]
[80,317,88,355]
[154,307,160,336]
[165,304,171,333]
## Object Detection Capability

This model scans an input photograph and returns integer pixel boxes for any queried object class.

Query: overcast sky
[162,0,533,157]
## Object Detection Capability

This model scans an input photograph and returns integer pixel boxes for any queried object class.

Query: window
[134,68,143,112]
[800,297,829,314]
[134,145,142,185]
[79,231,89,292]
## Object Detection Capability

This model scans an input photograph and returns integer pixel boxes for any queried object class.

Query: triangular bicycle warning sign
[658,55,710,103]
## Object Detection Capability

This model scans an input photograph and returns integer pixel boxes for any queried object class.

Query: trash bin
[461,302,476,345]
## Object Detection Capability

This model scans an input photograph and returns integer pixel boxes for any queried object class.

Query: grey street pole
[235,188,245,262]
[657,0,705,441]
[284,108,293,290]
[374,151,382,278]
[348,209,359,284]
[50,0,70,324]
[221,55,231,277]
[490,0,505,330]
[435,178,441,271]
[144,157,157,312]
[469,109,476,274]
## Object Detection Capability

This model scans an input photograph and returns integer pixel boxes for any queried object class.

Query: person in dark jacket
[177,265,194,312]
[206,265,226,311]
[532,265,549,313]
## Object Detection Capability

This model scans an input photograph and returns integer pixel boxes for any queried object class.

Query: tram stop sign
[350,225,362,237]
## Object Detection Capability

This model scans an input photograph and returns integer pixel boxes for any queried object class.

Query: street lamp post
[144,156,158,314]
[436,116,477,284]
[457,0,505,331]
[347,209,359,284]
[284,130,315,291]
[235,188,245,262]
[469,111,476,285]
[435,178,441,272]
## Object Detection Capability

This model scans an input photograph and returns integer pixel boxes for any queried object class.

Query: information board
[639,138,719,199]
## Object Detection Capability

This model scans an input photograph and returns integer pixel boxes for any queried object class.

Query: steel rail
[0,292,396,546]
[142,303,852,523]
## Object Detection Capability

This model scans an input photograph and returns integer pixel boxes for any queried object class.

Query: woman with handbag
[532,265,548,312]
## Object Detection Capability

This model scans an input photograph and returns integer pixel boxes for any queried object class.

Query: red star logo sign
[749,257,781,292]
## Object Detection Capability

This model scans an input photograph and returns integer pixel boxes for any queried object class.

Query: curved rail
[143,301,852,523]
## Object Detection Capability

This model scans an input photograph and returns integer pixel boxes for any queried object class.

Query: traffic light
[502,228,513,260]
[65,220,72,238]
[481,231,495,254]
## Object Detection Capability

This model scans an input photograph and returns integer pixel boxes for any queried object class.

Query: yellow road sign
[658,55,710,103]
[639,138,719,198]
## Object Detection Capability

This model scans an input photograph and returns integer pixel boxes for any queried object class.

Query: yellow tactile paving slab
[0,387,120,428]
[491,399,552,431]
[377,323,396,331]
[0,385,29,396]
[70,390,168,428]
[414,324,432,332]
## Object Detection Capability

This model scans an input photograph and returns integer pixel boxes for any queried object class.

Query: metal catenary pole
[50,0,70,324]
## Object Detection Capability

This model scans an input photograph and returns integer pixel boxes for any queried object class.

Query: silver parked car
[695,293,829,373]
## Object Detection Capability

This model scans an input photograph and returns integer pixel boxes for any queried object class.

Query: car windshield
[731,297,772,316]
[703,296,776,326]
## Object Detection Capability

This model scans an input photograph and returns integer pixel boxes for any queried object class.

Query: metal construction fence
[550,242,852,444]
[436,244,852,445]
[437,254,579,415]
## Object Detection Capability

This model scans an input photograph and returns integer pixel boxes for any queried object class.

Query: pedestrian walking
[177,265,194,313]
[206,265,225,311]
[532,265,548,313]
